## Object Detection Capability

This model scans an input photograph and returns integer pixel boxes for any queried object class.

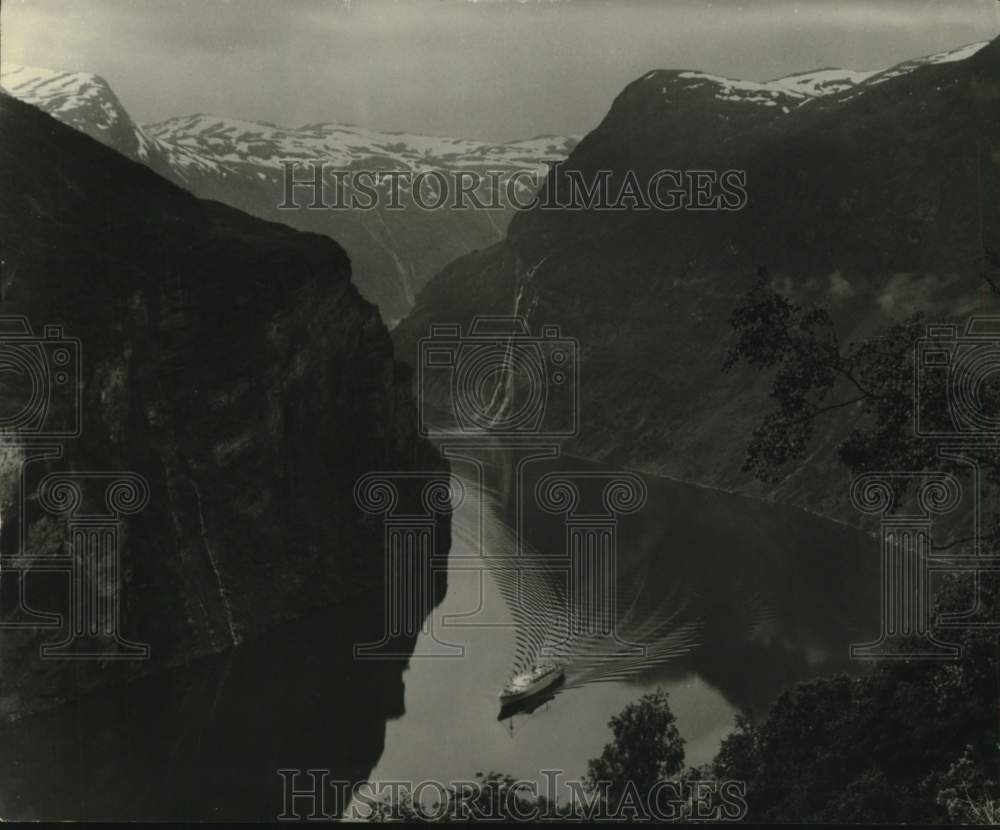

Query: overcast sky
[3,0,999,141]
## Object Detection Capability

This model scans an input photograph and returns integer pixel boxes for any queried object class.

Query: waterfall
[484,256,548,428]
[484,284,523,426]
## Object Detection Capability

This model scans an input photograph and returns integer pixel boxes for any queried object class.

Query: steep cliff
[0,92,445,716]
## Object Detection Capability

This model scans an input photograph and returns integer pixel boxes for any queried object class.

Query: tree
[700,573,1000,823]
[713,254,1000,822]
[711,711,759,785]
[936,745,1000,824]
[724,266,927,483]
[724,255,1000,546]
[585,688,685,803]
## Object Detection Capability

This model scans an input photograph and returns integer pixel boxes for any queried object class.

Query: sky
[2,0,1000,141]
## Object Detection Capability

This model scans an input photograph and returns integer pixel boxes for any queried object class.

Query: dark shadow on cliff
[0,570,451,821]
[0,91,455,820]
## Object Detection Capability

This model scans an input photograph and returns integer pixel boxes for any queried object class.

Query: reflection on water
[367,436,879,793]
[0,437,879,820]
[0,472,450,822]
[0,597,420,821]
[458,456,707,692]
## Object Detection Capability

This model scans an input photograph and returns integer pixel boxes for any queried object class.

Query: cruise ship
[498,664,565,706]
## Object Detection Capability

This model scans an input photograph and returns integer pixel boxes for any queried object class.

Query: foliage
[372,252,1000,825]
[724,259,1000,491]
[584,688,685,803]
[936,746,1000,824]
[712,255,1000,822]
[365,690,687,822]
[705,570,1000,823]
[710,710,759,785]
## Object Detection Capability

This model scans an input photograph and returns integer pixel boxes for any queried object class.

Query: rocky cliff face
[0,92,445,717]
[0,64,577,323]
[394,39,1000,526]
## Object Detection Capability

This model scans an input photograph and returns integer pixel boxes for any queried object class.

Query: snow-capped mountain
[0,63,576,321]
[859,39,992,86]
[1,64,152,155]
[394,35,1000,528]
[0,64,575,181]
[145,113,574,175]
[1,40,987,320]
[638,40,989,110]
[641,66,876,110]
[0,64,221,180]
[139,114,576,213]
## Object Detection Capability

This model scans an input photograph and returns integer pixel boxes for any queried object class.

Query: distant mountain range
[393,38,1000,525]
[4,38,996,528]
[0,63,577,323]
[3,42,984,322]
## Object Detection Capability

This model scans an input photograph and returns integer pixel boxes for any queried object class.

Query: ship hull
[498,669,565,706]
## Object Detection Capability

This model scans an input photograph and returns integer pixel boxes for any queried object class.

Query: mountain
[0,64,577,324]
[641,39,990,107]
[0,64,220,180]
[393,39,1000,525]
[0,91,445,718]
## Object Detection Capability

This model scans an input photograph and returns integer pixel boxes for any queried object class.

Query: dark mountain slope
[0,92,443,716]
[395,38,1000,523]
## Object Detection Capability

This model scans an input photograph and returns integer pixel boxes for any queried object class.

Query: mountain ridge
[394,35,1000,528]
[0,63,579,321]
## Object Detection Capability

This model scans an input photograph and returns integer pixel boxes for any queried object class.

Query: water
[365,437,878,799]
[0,436,878,821]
